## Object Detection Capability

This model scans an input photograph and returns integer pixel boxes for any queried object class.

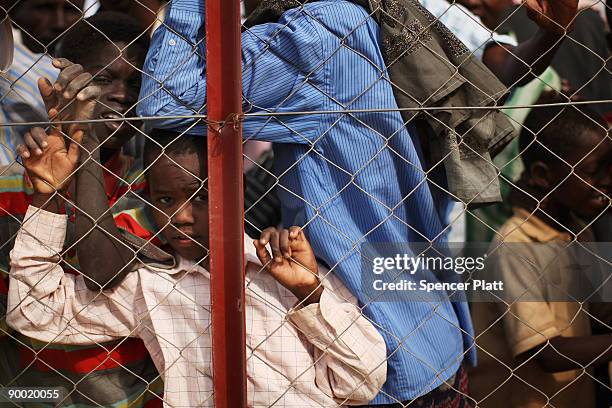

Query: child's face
[548,130,612,219]
[81,41,146,151]
[148,151,210,261]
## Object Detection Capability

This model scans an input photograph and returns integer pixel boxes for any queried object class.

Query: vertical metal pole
[206,0,246,406]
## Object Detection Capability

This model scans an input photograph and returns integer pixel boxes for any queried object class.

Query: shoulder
[493,216,534,244]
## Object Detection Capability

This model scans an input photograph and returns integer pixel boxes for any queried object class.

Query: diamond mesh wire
[0,0,611,407]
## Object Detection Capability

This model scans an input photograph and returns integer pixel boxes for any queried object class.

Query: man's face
[148,151,210,262]
[11,0,84,52]
[456,0,514,29]
[80,41,146,150]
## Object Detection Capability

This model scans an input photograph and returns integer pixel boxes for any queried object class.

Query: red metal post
[206,0,246,406]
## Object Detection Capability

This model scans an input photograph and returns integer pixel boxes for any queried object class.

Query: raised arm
[254,227,387,404]
[482,0,579,87]
[137,0,323,142]
[7,103,138,344]
[74,129,139,291]
[20,60,137,291]
[136,0,206,132]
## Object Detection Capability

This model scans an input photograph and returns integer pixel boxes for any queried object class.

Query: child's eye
[193,194,208,203]
[157,197,173,205]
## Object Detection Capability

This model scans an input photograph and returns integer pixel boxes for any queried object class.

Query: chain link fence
[0,0,611,407]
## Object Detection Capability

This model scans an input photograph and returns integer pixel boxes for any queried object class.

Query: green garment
[466,66,562,242]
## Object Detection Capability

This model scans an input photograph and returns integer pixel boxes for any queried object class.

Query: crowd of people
[0,0,611,407]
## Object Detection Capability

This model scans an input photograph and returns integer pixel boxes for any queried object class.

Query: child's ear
[529,161,553,190]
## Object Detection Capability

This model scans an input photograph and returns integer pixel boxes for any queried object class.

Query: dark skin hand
[17,60,100,193]
[254,227,323,306]
[16,72,99,212]
[520,334,612,373]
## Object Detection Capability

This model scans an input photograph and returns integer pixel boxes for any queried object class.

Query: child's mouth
[173,235,201,247]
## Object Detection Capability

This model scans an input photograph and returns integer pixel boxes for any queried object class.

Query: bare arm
[484,29,562,88]
[75,136,136,291]
[483,0,578,87]
[24,60,135,291]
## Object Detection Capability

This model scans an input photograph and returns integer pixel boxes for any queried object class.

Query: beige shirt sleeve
[287,271,387,405]
[7,206,139,345]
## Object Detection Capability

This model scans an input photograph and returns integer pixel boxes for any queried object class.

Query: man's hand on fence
[524,0,578,35]
[17,67,100,194]
[254,227,323,306]
[39,58,100,139]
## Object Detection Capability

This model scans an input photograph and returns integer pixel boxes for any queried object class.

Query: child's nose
[173,204,195,225]
[54,7,66,29]
[107,81,130,105]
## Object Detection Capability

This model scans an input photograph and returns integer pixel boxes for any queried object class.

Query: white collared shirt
[8,206,387,407]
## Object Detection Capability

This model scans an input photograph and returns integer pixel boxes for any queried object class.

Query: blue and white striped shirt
[138,0,510,402]
[0,30,57,165]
